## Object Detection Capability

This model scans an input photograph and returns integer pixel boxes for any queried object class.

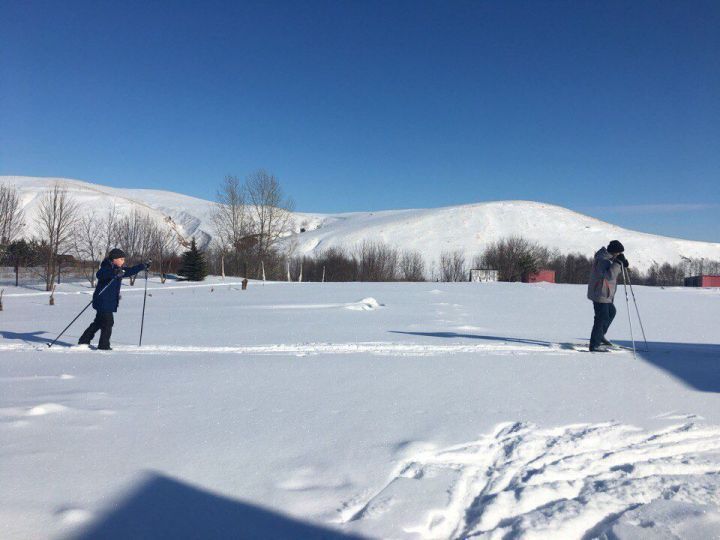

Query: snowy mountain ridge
[2,175,720,272]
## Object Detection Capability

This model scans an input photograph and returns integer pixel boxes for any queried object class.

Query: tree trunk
[46,259,55,291]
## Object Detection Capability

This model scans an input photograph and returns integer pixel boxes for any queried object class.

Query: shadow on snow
[388,330,554,348]
[0,329,72,348]
[72,472,365,540]
[390,331,720,394]
[617,340,720,394]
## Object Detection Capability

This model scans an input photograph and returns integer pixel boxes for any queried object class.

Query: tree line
[268,237,720,285]
[274,237,597,283]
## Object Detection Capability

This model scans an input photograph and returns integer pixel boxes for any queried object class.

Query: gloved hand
[114,267,125,278]
[616,253,629,268]
[144,260,152,270]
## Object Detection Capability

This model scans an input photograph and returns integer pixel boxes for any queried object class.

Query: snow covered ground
[1,278,719,539]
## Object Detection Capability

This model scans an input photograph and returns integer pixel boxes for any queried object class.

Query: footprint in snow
[278,466,351,492]
[0,403,70,418]
[0,402,114,420]
[55,506,94,526]
[655,411,705,421]
[340,421,720,539]
[27,403,70,416]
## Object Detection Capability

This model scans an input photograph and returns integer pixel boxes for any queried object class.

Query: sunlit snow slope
[3,175,719,272]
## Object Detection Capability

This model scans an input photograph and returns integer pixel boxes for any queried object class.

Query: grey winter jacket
[587,247,623,303]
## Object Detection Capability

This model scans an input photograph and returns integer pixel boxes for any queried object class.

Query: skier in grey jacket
[587,240,629,352]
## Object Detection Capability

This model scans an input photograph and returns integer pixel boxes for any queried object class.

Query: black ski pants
[590,301,616,349]
[79,311,114,349]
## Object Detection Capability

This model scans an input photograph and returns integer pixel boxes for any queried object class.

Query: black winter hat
[108,248,127,260]
[607,240,624,254]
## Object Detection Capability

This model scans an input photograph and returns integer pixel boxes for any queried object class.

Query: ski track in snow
[0,341,616,357]
[338,422,720,539]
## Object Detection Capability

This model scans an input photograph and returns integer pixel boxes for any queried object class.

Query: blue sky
[1,0,718,241]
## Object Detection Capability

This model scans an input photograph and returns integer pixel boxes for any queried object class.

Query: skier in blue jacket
[78,248,150,350]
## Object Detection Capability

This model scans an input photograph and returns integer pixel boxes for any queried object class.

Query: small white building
[469,269,499,282]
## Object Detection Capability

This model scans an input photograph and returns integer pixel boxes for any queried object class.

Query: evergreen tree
[178,238,207,281]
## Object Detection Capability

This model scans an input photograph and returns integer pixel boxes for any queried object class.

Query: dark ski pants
[79,311,114,349]
[590,301,616,349]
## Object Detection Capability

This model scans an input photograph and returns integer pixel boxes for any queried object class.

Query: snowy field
[1,278,720,539]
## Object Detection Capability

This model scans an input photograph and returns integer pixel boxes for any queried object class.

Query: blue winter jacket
[92,259,146,312]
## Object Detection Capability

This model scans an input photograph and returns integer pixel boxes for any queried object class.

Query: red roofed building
[684,275,720,288]
[523,270,556,284]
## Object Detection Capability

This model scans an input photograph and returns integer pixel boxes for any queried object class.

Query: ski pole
[621,266,637,359]
[624,267,649,351]
[47,277,117,348]
[139,267,149,347]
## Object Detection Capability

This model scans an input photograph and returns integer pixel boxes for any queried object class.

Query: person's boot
[589,345,610,353]
[97,335,112,351]
[601,338,615,347]
[78,328,94,345]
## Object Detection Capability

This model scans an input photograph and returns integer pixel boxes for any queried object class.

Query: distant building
[684,275,720,288]
[523,270,556,284]
[469,269,499,282]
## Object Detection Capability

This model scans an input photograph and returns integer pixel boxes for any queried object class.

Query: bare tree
[646,262,684,286]
[211,175,250,275]
[0,184,25,244]
[137,216,157,264]
[440,249,466,282]
[152,225,176,283]
[399,250,426,281]
[100,204,119,256]
[356,241,399,281]
[4,239,34,286]
[116,208,142,262]
[72,204,121,287]
[245,169,295,261]
[478,237,548,282]
[115,208,159,284]
[679,256,720,278]
[34,183,79,290]
[546,251,592,284]
[317,247,357,282]
[73,213,105,287]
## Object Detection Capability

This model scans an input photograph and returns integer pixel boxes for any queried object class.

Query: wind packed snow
[1,279,720,539]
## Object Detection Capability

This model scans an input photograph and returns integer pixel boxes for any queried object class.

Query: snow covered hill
[288,202,720,273]
[1,175,219,250]
[3,175,720,272]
